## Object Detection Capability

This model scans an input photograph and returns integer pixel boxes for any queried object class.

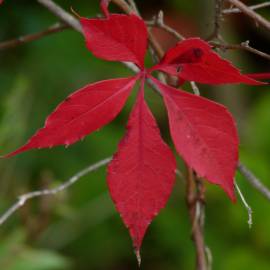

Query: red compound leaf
[5,76,138,157]
[151,76,238,200]
[152,38,263,85]
[80,13,148,69]
[107,83,176,256]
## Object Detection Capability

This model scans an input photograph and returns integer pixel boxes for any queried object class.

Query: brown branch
[147,11,270,62]
[207,0,224,40]
[147,10,185,41]
[223,1,270,14]
[111,0,132,14]
[238,162,270,201]
[210,41,270,61]
[146,12,270,62]
[0,23,69,51]
[226,0,270,31]
[127,0,140,14]
[186,167,207,270]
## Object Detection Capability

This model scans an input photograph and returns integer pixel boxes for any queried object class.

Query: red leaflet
[80,14,148,69]
[151,77,238,200]
[5,77,137,157]
[152,38,262,85]
[107,86,176,254]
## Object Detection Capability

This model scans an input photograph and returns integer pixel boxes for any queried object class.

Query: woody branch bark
[226,0,270,31]
[223,2,270,14]
[186,167,207,270]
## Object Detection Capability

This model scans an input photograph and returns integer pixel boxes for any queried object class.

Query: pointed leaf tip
[246,72,270,83]
[5,76,138,157]
[107,85,176,251]
[135,249,141,267]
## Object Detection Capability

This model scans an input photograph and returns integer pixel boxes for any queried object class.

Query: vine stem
[186,167,207,270]
[238,162,270,201]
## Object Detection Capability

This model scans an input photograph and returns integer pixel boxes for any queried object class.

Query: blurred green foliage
[0,0,270,269]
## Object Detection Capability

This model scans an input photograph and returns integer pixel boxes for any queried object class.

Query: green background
[0,0,270,269]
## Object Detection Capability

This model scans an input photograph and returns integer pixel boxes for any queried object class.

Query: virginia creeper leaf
[152,38,262,85]
[151,77,238,200]
[80,14,147,69]
[5,77,138,157]
[107,87,176,253]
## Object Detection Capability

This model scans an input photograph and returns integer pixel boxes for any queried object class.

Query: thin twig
[226,0,270,31]
[0,157,111,226]
[210,41,270,61]
[238,162,270,201]
[207,0,224,40]
[235,181,253,228]
[127,0,140,14]
[205,246,213,270]
[223,1,270,14]
[147,10,185,40]
[37,0,83,33]
[111,0,132,14]
[146,11,270,62]
[0,23,69,51]
[190,81,200,96]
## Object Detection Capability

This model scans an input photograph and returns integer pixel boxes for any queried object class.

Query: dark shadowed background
[0,0,270,269]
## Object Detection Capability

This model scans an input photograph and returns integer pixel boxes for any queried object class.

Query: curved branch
[223,2,270,15]
[0,23,69,50]
[238,162,270,201]
[0,157,111,226]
